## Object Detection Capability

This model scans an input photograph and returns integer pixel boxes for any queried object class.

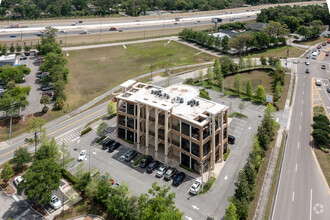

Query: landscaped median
[199,176,216,195]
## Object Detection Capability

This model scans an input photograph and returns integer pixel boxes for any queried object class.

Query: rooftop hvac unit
[190,103,194,107]
[187,100,191,105]
[180,97,184,103]
[196,101,199,106]
[151,90,154,94]
[167,94,170,99]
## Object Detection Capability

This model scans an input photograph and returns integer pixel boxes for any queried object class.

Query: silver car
[315,79,322,86]
[156,165,169,178]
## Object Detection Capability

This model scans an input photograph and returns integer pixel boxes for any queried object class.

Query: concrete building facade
[116,80,229,174]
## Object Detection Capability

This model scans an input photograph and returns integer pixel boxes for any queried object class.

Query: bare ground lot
[65,40,215,110]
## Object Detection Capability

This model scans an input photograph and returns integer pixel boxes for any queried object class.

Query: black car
[140,155,153,168]
[172,172,186,186]
[305,69,310,74]
[101,138,115,150]
[42,85,53,91]
[108,142,121,152]
[146,160,160,173]
[164,167,177,181]
[228,134,235,144]
[124,150,138,162]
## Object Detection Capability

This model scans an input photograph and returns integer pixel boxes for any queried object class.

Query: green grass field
[65,40,215,110]
[251,46,305,58]
[295,36,327,46]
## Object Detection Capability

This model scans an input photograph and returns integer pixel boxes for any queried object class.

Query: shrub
[109,113,117,119]
[96,136,106,144]
[320,146,329,153]
[133,155,145,166]
[179,163,197,174]
[224,148,231,161]
[61,169,78,184]
[81,127,92,136]
[200,88,211,100]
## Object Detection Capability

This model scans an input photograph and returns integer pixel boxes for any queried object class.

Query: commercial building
[0,54,16,67]
[115,80,229,174]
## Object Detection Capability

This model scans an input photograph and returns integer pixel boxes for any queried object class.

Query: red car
[326,52,329,56]
[109,27,117,31]
[322,42,327,46]
[317,45,322,49]
[112,98,117,102]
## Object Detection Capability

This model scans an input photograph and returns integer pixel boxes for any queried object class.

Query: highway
[272,46,330,220]
[0,12,257,40]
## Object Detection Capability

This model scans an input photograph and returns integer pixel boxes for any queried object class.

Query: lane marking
[302,100,304,105]
[224,175,228,180]
[301,112,303,117]
[300,125,301,131]
[71,137,80,142]
[0,107,104,158]
[292,191,295,202]
[310,189,312,220]
[298,142,300,149]
[295,163,297,172]
[276,117,279,123]
[192,205,199,210]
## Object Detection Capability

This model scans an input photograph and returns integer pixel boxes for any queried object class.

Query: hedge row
[81,127,92,136]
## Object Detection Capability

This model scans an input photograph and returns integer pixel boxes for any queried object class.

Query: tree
[16,45,22,53]
[54,97,65,110]
[40,95,50,112]
[225,202,238,220]
[274,81,283,101]
[256,85,266,101]
[250,136,263,171]
[213,58,221,77]
[1,163,14,184]
[238,57,245,70]
[198,69,203,82]
[260,56,267,66]
[10,44,15,53]
[232,197,249,220]
[234,171,254,201]
[76,172,91,192]
[246,80,253,97]
[253,32,270,49]
[12,147,32,171]
[138,182,183,220]
[218,71,224,92]
[96,121,108,137]
[59,144,73,170]
[228,33,254,55]
[35,138,59,161]
[234,74,242,96]
[107,101,116,115]
[312,129,329,146]
[207,66,214,85]
[243,162,256,187]
[17,159,61,206]
[264,21,289,38]
[257,125,271,150]
[221,35,229,51]
[246,54,253,69]
[1,45,6,55]
[26,117,46,154]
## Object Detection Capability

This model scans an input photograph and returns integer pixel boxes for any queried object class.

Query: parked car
[305,61,310,65]
[305,69,310,74]
[112,97,118,102]
[228,134,235,144]
[102,138,115,150]
[100,175,114,185]
[326,52,329,56]
[42,85,53,91]
[189,180,202,195]
[140,155,153,168]
[172,172,186,186]
[37,72,49,79]
[124,150,138,162]
[49,195,62,210]
[109,27,117,31]
[315,79,322,86]
[112,182,120,189]
[305,54,310,59]
[327,87,330,93]
[317,45,322,49]
[321,64,326,69]
[146,160,160,173]
[19,57,27,60]
[156,165,169,178]
[108,142,121,152]
[13,176,23,186]
[78,150,86,161]
[322,42,326,46]
[164,167,177,181]
[42,91,53,97]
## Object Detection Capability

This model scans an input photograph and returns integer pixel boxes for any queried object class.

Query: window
[203,125,210,139]
[191,158,199,173]
[191,142,200,157]
[181,137,190,153]
[203,141,210,156]
[118,128,125,139]
[223,113,227,124]
[181,121,190,136]
[181,153,190,168]
[127,130,134,142]
[216,148,219,161]
[127,103,135,115]
[223,127,227,139]
[223,142,228,153]
[191,126,200,140]
[215,134,219,146]
[118,115,126,126]
[127,117,134,129]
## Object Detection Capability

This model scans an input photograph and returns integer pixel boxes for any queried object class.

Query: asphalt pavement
[271,44,330,220]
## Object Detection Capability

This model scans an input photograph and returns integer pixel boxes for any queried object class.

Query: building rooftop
[0,54,16,62]
[117,82,227,126]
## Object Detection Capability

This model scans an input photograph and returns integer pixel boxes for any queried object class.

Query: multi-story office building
[116,80,229,174]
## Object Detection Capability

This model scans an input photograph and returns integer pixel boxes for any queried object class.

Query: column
[155,108,159,160]
[164,111,169,164]
[137,103,141,151]
[211,114,216,169]
[220,111,224,161]
[146,106,149,155]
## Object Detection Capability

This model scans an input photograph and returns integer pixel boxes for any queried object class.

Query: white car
[315,79,322,86]
[156,165,169,178]
[189,180,202,195]
[49,195,62,210]
[112,182,120,189]
[78,150,86,161]
[61,30,68,33]
[305,61,310,65]
[13,176,23,186]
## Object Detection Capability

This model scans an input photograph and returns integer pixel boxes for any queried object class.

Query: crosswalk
[56,129,82,146]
